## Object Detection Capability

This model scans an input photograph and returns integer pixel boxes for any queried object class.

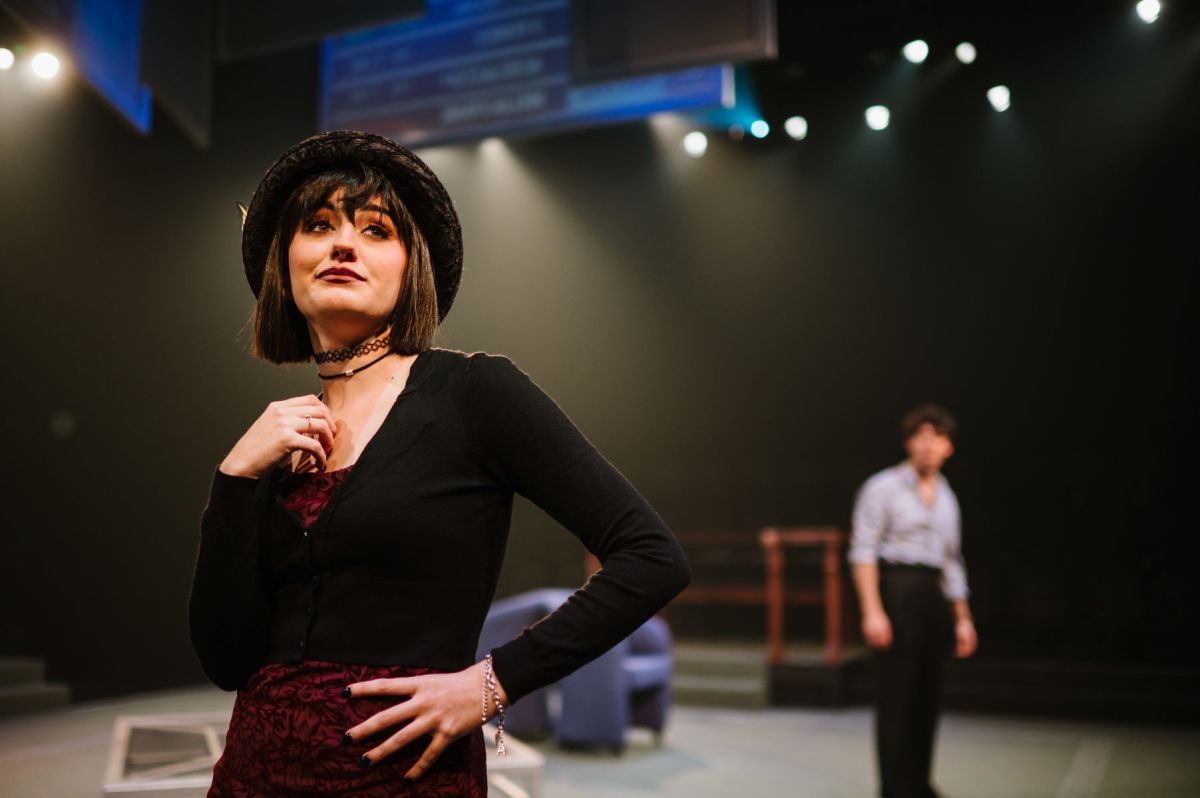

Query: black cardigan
[187,347,691,704]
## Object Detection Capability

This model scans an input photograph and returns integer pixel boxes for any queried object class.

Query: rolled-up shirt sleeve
[848,479,887,566]
[940,503,970,601]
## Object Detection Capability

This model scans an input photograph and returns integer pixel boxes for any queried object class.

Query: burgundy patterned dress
[207,465,487,798]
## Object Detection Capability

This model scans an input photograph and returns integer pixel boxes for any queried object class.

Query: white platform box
[484,721,546,798]
[102,711,227,797]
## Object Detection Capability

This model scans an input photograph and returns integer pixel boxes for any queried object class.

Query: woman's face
[286,188,407,329]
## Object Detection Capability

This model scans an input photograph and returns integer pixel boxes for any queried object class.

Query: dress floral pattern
[279,464,354,528]
[207,468,486,797]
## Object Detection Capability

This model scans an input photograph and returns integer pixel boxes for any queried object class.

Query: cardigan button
[298,640,305,649]
[305,606,313,615]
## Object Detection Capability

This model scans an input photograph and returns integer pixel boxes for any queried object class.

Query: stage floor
[1,682,1197,797]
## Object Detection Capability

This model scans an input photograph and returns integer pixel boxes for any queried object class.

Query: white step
[0,681,72,717]
[671,673,768,709]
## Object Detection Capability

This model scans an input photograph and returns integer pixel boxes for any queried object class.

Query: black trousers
[874,563,953,798]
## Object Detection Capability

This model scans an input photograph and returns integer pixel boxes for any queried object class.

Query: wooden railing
[632,527,849,666]
[759,526,847,665]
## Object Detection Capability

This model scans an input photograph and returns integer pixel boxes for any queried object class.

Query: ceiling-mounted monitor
[571,0,777,85]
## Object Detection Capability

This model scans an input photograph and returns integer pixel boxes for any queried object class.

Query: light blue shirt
[848,460,969,601]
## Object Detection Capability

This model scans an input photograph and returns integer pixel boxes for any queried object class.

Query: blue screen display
[319,0,730,147]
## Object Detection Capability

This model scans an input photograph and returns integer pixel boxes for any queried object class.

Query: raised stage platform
[674,639,1200,725]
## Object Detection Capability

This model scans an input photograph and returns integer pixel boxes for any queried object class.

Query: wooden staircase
[671,641,769,709]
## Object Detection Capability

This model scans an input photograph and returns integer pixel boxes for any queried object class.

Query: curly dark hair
[901,404,957,444]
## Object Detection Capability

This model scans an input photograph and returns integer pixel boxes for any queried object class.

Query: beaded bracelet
[482,654,507,755]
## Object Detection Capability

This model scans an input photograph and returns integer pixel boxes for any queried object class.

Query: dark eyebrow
[317,202,396,223]
[360,204,393,218]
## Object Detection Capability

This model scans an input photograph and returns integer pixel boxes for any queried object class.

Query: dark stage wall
[0,16,1194,701]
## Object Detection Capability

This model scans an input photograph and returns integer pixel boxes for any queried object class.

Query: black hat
[239,130,463,322]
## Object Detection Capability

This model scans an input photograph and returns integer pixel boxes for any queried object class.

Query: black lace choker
[313,333,391,364]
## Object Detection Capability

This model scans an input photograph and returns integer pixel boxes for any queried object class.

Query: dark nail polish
[340,732,353,746]
[358,755,371,769]
[340,686,352,698]
[402,776,415,785]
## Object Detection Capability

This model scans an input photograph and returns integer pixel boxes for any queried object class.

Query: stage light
[1136,0,1161,23]
[479,136,506,155]
[750,119,770,138]
[955,42,977,64]
[865,105,890,131]
[784,115,808,140]
[987,85,1011,112]
[682,131,708,158]
[31,51,59,79]
[0,48,14,70]
[902,39,930,64]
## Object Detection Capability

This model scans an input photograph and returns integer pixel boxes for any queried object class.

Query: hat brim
[240,130,462,323]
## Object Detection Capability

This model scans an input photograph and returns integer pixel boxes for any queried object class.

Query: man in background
[849,404,979,798]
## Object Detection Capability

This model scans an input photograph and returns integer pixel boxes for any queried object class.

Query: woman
[188,129,691,796]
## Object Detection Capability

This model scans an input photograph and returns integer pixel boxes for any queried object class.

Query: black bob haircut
[248,163,439,364]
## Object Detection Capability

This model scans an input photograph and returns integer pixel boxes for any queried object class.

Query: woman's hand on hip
[218,395,335,478]
[341,659,508,782]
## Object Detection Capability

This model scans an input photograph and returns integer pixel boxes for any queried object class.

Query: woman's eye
[303,218,390,237]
